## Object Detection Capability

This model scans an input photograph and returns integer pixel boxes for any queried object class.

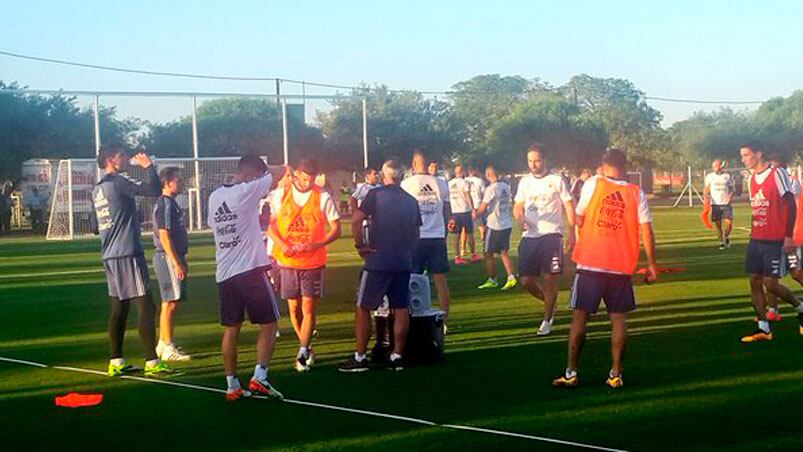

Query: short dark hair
[97,143,127,169]
[295,158,319,176]
[365,167,378,176]
[412,149,426,160]
[602,147,628,172]
[237,155,267,175]
[159,167,181,186]
[527,142,545,155]
[740,140,764,153]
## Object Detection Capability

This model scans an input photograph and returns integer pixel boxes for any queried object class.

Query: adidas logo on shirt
[601,191,626,209]
[214,202,238,223]
[420,184,435,194]
[288,216,306,233]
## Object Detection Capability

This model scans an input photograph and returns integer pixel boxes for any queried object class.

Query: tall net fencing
[46,157,243,240]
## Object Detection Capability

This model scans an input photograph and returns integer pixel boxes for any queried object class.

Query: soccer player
[269,158,341,372]
[208,155,285,400]
[338,159,421,372]
[448,163,477,265]
[466,167,487,247]
[513,143,575,336]
[475,165,517,290]
[570,169,592,203]
[349,167,381,212]
[92,144,173,377]
[152,167,191,362]
[739,142,803,342]
[402,150,452,323]
[553,148,658,389]
[704,159,735,249]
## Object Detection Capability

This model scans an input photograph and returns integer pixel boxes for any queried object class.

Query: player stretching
[740,144,803,342]
[269,158,341,372]
[93,145,173,377]
[152,167,191,362]
[475,165,517,290]
[704,159,734,249]
[448,163,477,265]
[553,148,657,388]
[513,143,575,336]
[209,155,285,400]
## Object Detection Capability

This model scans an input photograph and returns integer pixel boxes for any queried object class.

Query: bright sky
[2,0,803,125]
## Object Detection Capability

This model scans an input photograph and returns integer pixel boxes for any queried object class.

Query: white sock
[758,320,771,333]
[354,352,366,362]
[389,353,402,361]
[565,368,577,379]
[110,357,124,366]
[226,375,240,390]
[507,274,516,281]
[298,347,309,359]
[253,364,268,382]
[145,359,160,368]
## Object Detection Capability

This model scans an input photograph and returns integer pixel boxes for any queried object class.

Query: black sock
[132,295,158,361]
[108,297,130,359]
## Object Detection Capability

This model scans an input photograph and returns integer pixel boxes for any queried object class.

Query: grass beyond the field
[2,203,803,451]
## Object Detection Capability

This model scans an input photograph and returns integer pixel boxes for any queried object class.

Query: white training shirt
[401,173,450,239]
[466,176,485,208]
[351,182,380,208]
[208,173,274,283]
[575,175,653,274]
[704,171,734,206]
[514,173,573,238]
[482,180,513,231]
[448,177,473,213]
[268,185,341,223]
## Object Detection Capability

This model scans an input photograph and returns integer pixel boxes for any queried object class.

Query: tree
[669,109,757,166]
[754,90,803,160]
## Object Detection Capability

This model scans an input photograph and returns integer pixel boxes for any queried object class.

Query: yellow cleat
[552,374,579,388]
[606,375,624,389]
[740,330,773,343]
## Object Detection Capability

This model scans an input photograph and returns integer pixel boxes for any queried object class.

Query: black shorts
[452,212,473,233]
[280,267,325,299]
[413,238,450,274]
[711,205,733,222]
[485,228,512,254]
[217,267,280,326]
[569,270,636,314]
[356,270,411,310]
[518,234,563,277]
[745,239,785,277]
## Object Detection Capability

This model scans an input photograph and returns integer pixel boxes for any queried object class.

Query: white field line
[0,355,627,452]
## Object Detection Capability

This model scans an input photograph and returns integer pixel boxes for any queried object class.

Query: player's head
[712,159,723,172]
[159,167,182,194]
[579,168,592,180]
[453,162,464,178]
[236,155,267,183]
[293,158,318,192]
[428,161,439,176]
[526,143,546,175]
[381,159,402,185]
[601,147,628,178]
[97,144,128,172]
[740,141,764,170]
[411,149,427,173]
[364,167,379,185]
[485,164,498,182]
[468,166,480,177]
[767,152,787,169]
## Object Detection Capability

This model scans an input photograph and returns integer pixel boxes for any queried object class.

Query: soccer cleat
[725,237,731,248]
[718,242,725,250]
[107,361,140,377]
[144,361,178,376]
[387,356,404,371]
[477,278,499,290]
[337,356,370,373]
[798,313,803,335]
[155,342,165,359]
[470,253,483,263]
[160,345,191,362]
[740,330,773,343]
[307,349,316,367]
[501,276,518,291]
[455,256,470,266]
[552,374,579,388]
[606,374,624,389]
[766,309,783,322]
[536,319,553,336]
[225,387,252,401]
[294,355,310,372]
[248,378,284,400]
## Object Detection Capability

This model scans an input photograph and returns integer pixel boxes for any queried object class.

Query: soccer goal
[46,157,245,240]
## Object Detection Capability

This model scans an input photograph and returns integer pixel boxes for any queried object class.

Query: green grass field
[2,203,803,451]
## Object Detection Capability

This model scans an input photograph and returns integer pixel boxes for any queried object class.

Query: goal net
[46,157,244,240]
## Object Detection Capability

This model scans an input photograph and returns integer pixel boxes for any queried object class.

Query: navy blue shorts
[485,228,511,254]
[518,234,563,276]
[280,267,325,299]
[452,212,473,233]
[569,270,636,314]
[356,270,411,310]
[217,267,280,326]
[711,205,733,222]
[745,239,785,277]
[103,255,150,300]
[413,238,450,274]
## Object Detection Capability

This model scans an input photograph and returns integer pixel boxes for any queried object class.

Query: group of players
[91,138,803,400]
